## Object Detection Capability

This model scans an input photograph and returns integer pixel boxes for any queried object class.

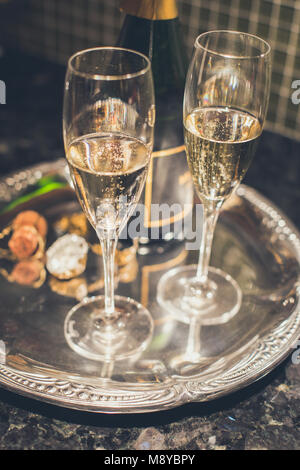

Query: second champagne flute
[63,47,155,361]
[157,31,271,325]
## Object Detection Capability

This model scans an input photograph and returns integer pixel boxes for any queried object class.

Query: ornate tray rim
[0,160,300,414]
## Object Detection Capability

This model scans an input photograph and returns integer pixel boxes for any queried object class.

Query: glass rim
[67,46,151,80]
[195,30,271,59]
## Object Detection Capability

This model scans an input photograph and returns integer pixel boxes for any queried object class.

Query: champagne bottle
[118,0,194,246]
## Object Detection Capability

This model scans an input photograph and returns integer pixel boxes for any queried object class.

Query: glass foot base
[157,265,242,325]
[64,295,154,362]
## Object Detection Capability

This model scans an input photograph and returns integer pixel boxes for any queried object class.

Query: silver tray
[0,160,300,414]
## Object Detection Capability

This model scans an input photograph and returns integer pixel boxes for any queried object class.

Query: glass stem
[186,318,202,359]
[97,229,117,317]
[196,199,223,284]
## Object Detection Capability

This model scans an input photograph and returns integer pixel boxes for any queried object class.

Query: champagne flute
[157,31,271,325]
[63,47,155,361]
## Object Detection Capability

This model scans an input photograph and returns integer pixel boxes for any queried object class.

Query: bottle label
[143,145,193,229]
[120,0,178,20]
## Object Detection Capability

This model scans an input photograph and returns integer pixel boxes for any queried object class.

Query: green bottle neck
[117,13,188,147]
[118,15,188,99]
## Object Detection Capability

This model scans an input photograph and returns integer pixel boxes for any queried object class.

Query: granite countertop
[0,48,300,451]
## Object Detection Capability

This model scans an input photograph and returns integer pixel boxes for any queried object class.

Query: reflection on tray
[1,162,300,412]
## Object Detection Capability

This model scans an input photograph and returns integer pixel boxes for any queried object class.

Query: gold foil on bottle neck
[120,0,178,20]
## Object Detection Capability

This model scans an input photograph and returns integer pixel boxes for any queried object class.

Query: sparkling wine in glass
[157,31,271,325]
[63,47,155,361]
